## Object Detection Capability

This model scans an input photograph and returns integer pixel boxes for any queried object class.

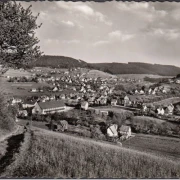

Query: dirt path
[0,133,24,175]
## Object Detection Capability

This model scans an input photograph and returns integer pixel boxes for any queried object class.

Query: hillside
[2,128,180,178]
[84,69,116,79]
[31,55,180,76]
[32,55,91,69]
[92,62,180,76]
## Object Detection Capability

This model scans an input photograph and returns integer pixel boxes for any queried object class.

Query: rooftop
[38,100,65,110]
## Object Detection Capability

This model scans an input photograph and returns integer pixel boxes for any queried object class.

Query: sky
[20,1,180,66]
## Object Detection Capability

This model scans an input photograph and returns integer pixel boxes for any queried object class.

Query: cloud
[116,2,167,22]
[149,28,180,40]
[62,39,80,44]
[61,20,75,27]
[74,4,94,16]
[56,2,112,25]
[93,40,109,46]
[109,30,134,42]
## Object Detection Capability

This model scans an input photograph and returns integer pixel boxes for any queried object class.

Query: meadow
[3,128,180,178]
[123,133,180,162]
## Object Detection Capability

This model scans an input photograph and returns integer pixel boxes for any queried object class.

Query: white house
[52,86,58,92]
[31,88,38,93]
[81,101,89,110]
[139,90,145,95]
[157,107,165,115]
[107,124,118,137]
[32,101,66,115]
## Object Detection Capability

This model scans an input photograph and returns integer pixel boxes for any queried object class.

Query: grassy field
[2,128,180,178]
[123,134,180,162]
[85,69,116,79]
[2,69,32,78]
[0,77,75,98]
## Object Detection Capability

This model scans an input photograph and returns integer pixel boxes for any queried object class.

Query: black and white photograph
[0,0,180,178]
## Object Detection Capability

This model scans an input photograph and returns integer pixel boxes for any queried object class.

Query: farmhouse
[32,100,66,115]
[119,125,131,138]
[107,124,118,137]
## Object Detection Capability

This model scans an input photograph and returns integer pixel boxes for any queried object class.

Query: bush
[0,94,16,133]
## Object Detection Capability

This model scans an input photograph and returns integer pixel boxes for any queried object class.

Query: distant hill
[91,62,180,76]
[32,55,91,69]
[31,55,180,76]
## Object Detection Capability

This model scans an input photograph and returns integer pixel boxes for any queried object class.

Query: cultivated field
[2,128,180,178]
[123,134,180,162]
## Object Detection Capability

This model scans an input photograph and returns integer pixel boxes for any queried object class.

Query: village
[1,66,180,144]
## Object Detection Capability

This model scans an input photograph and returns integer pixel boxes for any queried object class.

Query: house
[81,101,89,110]
[22,100,36,109]
[11,98,22,105]
[111,99,118,106]
[142,104,148,112]
[119,125,131,138]
[31,88,38,92]
[148,88,152,94]
[166,104,174,115]
[139,90,145,95]
[124,95,130,106]
[135,90,139,94]
[157,107,165,115]
[176,79,180,84]
[107,124,118,137]
[52,86,58,92]
[32,100,66,115]
[56,120,68,132]
[18,110,28,117]
[100,110,109,116]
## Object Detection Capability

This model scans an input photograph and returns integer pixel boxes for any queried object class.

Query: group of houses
[142,103,175,116]
[107,124,132,140]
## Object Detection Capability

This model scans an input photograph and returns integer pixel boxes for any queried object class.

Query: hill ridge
[31,55,180,76]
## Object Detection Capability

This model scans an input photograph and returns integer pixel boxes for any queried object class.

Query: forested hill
[31,55,92,69]
[91,62,180,76]
[32,55,180,76]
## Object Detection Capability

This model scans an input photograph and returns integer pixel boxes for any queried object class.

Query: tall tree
[0,1,42,68]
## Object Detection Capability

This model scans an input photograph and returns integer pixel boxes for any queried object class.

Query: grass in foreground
[4,128,180,178]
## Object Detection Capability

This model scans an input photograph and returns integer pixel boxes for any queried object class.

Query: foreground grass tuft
[5,128,180,178]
